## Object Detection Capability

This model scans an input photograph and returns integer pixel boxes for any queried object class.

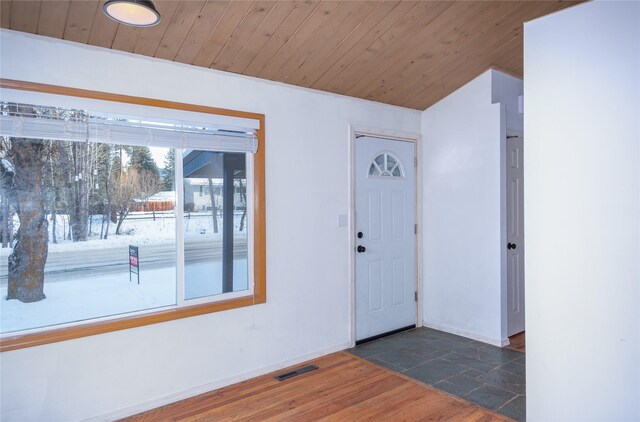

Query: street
[0,238,247,284]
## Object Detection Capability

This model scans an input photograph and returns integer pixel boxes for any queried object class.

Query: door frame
[503,129,526,340]
[348,125,423,347]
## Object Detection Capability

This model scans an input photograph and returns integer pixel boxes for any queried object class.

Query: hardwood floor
[122,352,511,421]
[507,332,526,353]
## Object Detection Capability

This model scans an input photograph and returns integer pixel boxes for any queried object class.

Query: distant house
[131,191,175,212]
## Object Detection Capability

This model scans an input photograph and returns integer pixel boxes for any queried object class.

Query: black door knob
[507,242,517,250]
[357,231,364,239]
[357,245,366,253]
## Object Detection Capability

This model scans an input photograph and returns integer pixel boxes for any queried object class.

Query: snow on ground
[1,259,248,334]
[0,210,248,256]
[0,211,249,334]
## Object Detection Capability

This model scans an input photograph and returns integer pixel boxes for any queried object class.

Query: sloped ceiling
[0,0,581,109]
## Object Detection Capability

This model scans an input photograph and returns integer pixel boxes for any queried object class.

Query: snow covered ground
[1,259,248,333]
[0,210,248,256]
[0,211,249,334]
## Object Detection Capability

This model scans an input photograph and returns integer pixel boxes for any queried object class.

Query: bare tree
[112,168,139,235]
[101,144,114,239]
[237,179,247,232]
[137,169,160,217]
[58,141,92,242]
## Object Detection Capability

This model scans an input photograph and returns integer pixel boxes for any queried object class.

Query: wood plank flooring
[507,332,526,353]
[122,352,511,421]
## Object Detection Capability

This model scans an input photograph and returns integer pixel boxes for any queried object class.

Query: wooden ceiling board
[192,0,253,68]
[370,0,527,104]
[110,21,141,52]
[271,0,379,82]
[256,0,342,80]
[10,0,40,34]
[173,1,229,65]
[87,0,119,48]
[319,1,449,95]
[287,0,399,87]
[404,39,524,109]
[132,0,180,57]
[0,1,12,29]
[401,1,565,108]
[37,1,70,38]
[0,0,583,109]
[211,0,276,71]
[387,6,528,107]
[277,0,380,83]
[155,0,206,61]
[63,0,98,44]
[499,39,525,75]
[243,0,320,76]
[346,1,488,99]
[306,0,415,89]
[222,0,299,74]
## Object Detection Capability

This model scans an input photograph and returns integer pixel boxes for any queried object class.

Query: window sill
[1,292,266,352]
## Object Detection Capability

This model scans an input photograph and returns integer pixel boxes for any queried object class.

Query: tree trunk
[1,193,10,248]
[7,190,48,302]
[103,150,112,240]
[49,156,58,244]
[115,210,127,235]
[51,207,57,244]
[104,207,111,239]
[238,180,247,232]
[208,178,218,233]
[239,208,246,232]
[69,142,89,242]
[6,138,49,303]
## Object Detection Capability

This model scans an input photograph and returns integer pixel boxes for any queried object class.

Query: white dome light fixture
[103,0,160,27]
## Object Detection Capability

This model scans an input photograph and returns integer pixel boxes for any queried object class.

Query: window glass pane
[183,151,248,300]
[374,154,385,168]
[386,154,397,171]
[369,163,378,176]
[1,138,177,334]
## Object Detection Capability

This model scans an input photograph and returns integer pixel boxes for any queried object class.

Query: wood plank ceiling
[0,0,581,110]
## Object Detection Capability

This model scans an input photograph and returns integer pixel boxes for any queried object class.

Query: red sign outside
[129,245,140,284]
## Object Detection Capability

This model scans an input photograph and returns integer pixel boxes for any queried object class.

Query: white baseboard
[86,342,351,422]
[423,321,509,347]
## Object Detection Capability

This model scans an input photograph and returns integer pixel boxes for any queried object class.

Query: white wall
[421,69,522,346]
[492,71,524,136]
[525,1,640,420]
[0,30,421,421]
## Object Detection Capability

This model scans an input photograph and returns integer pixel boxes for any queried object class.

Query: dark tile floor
[349,327,526,421]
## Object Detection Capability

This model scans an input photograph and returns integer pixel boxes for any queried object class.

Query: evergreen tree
[161,149,175,191]
[126,146,159,177]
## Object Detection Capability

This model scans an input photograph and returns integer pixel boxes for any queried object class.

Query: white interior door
[507,136,525,336]
[355,136,416,341]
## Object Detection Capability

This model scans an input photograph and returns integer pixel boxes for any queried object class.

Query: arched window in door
[368,152,405,178]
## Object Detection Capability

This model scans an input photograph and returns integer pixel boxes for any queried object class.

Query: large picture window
[0,80,266,351]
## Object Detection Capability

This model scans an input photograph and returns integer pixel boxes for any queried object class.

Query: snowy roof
[148,191,176,201]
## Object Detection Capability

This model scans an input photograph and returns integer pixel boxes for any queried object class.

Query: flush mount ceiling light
[103,0,160,27]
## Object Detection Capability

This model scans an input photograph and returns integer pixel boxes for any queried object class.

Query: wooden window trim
[0,79,266,353]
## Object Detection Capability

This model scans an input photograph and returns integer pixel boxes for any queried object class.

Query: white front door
[355,135,416,341]
[507,136,525,336]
